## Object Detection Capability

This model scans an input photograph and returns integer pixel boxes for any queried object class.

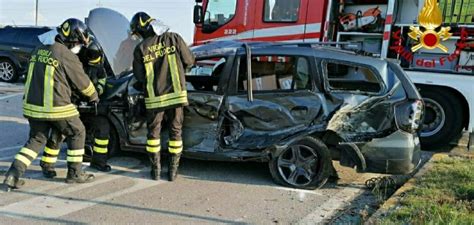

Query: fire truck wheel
[419,87,464,149]
[269,136,331,190]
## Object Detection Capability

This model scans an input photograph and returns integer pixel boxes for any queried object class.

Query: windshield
[186,57,227,92]
[203,0,237,32]
[87,8,139,77]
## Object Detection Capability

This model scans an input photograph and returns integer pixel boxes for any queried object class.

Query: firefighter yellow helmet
[130,12,155,38]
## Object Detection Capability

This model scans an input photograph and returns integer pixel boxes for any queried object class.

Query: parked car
[0,26,51,82]
[77,8,424,189]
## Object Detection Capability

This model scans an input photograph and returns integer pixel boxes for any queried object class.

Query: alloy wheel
[0,62,15,81]
[277,145,320,187]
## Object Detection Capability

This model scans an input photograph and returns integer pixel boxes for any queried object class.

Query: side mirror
[194,5,203,24]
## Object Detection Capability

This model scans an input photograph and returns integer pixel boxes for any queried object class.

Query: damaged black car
[78,8,423,189]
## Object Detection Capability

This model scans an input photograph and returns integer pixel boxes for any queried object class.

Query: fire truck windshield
[203,0,237,33]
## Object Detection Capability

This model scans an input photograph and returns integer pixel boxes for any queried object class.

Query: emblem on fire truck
[408,0,452,52]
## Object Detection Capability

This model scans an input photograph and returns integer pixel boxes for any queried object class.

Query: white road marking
[0,116,28,124]
[0,145,23,152]
[0,93,22,100]
[0,145,23,161]
[274,186,323,196]
[1,180,160,221]
[0,164,159,219]
[297,174,377,224]
[0,157,143,195]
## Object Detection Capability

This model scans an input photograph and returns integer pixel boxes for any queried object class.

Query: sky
[0,0,196,43]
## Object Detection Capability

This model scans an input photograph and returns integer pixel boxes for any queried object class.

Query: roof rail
[2,25,52,29]
[258,41,370,55]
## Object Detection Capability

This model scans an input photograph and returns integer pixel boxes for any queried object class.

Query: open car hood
[86,8,140,77]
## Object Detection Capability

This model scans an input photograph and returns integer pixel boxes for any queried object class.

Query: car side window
[323,61,382,94]
[0,29,19,43]
[264,0,300,22]
[18,29,44,46]
[186,57,226,93]
[238,55,311,92]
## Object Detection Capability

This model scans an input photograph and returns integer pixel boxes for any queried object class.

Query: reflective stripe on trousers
[146,139,161,153]
[15,147,39,167]
[41,146,60,164]
[93,138,109,154]
[67,149,84,163]
[168,140,183,154]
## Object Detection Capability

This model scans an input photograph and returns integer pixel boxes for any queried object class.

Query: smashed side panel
[224,92,324,150]
[182,93,224,152]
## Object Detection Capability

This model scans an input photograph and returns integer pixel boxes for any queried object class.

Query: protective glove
[89,96,100,104]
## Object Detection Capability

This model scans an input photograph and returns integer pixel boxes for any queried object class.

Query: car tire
[107,127,120,158]
[0,58,18,83]
[419,88,464,149]
[269,136,332,190]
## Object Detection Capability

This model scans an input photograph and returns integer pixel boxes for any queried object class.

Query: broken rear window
[238,55,312,92]
[186,57,226,93]
[324,61,382,94]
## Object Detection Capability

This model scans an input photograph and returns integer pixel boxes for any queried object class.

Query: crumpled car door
[225,92,324,150]
[223,55,325,150]
[182,93,224,152]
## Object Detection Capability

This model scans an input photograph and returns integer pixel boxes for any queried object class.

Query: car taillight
[395,100,424,133]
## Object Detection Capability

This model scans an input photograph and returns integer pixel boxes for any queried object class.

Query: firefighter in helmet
[3,18,98,191]
[130,12,194,181]
[40,35,112,179]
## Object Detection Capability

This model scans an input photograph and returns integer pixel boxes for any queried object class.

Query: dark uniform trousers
[146,107,184,154]
[41,116,110,167]
[8,117,85,177]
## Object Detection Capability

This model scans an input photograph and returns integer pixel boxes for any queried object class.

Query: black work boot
[168,153,181,182]
[149,153,161,181]
[40,161,57,178]
[3,175,25,192]
[90,154,112,172]
[65,163,95,184]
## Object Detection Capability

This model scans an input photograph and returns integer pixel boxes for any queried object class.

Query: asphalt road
[0,82,387,224]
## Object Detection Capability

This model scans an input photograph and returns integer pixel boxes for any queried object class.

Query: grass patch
[380,156,474,225]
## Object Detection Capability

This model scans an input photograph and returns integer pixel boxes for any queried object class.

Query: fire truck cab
[193,0,474,150]
[192,0,326,45]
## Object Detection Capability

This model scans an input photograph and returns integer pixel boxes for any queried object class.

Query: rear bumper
[358,131,421,174]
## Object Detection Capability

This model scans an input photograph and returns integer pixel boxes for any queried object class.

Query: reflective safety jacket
[23,43,98,120]
[133,32,194,110]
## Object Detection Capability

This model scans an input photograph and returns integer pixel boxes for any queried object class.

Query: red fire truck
[192,0,474,149]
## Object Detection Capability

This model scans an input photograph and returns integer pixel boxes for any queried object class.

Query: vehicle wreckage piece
[80,9,423,190]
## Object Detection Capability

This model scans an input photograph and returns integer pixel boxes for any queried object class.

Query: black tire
[269,136,332,190]
[0,58,18,83]
[419,87,464,149]
[107,126,120,158]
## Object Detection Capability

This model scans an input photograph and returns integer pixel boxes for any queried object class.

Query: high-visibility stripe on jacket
[133,32,195,110]
[23,43,98,120]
